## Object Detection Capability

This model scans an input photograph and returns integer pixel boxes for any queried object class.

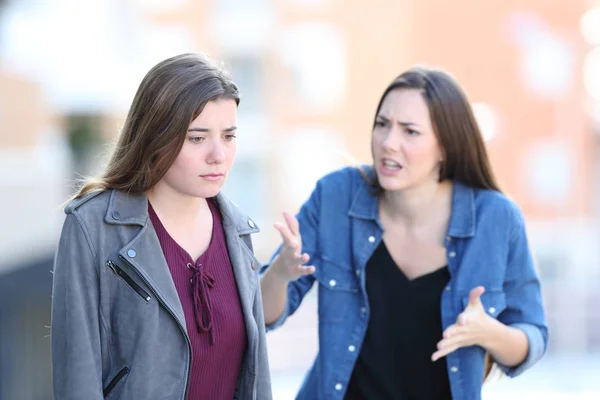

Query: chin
[377,175,408,192]
[196,188,222,199]
[184,184,223,199]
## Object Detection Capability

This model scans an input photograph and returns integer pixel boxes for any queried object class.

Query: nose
[207,141,226,164]
[381,127,402,152]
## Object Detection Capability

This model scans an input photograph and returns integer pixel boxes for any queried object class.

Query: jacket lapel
[104,189,261,337]
[216,193,259,326]
[107,190,187,330]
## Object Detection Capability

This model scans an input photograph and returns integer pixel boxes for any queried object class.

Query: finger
[431,343,460,362]
[436,334,466,352]
[442,324,461,339]
[274,222,299,249]
[433,332,470,361]
[289,253,309,266]
[457,312,468,326]
[295,265,316,276]
[467,286,485,308]
[283,212,300,236]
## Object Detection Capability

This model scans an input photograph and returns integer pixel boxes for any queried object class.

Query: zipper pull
[106,260,118,274]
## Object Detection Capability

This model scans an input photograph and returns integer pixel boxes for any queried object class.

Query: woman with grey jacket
[51,53,272,400]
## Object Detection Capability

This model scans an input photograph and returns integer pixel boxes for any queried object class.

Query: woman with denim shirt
[260,67,548,399]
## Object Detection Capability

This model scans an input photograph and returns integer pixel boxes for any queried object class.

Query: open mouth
[381,159,402,171]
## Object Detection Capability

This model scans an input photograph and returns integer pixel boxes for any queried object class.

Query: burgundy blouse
[148,199,247,400]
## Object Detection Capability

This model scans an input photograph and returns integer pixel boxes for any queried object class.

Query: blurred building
[0,0,598,399]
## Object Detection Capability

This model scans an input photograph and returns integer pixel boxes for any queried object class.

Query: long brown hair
[70,53,240,201]
[366,66,500,194]
[364,67,499,380]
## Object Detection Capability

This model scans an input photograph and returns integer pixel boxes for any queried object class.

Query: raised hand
[431,286,494,362]
[269,212,315,283]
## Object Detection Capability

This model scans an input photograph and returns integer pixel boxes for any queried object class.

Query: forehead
[378,89,431,124]
[190,98,238,125]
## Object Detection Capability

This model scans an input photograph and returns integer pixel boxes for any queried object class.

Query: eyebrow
[376,115,421,128]
[187,126,237,133]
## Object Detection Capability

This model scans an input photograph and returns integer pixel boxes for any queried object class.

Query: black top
[345,241,452,400]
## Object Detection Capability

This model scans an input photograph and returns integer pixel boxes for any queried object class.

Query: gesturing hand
[431,286,495,362]
[270,212,315,283]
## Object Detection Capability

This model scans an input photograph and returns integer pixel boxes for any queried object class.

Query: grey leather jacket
[51,189,272,400]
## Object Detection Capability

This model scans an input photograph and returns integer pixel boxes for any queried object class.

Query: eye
[189,136,204,144]
[374,120,386,128]
[406,128,419,136]
[224,134,237,141]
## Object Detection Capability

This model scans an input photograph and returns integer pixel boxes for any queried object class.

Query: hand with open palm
[269,212,315,283]
[432,286,496,362]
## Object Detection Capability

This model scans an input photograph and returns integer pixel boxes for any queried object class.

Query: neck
[147,183,208,224]
[380,179,452,226]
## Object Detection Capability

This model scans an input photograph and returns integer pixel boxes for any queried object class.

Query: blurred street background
[1,0,599,398]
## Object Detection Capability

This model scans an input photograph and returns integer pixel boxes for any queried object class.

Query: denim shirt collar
[347,167,476,238]
[347,166,380,222]
[447,180,476,238]
[348,183,379,221]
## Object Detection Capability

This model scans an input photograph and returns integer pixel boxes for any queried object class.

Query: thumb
[467,286,485,308]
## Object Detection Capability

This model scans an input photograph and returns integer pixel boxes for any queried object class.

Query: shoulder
[215,192,260,235]
[63,189,117,233]
[57,190,113,258]
[64,189,111,215]
[472,187,526,230]
[315,165,373,195]
[301,165,376,219]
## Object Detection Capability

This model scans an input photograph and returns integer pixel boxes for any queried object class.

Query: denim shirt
[264,166,548,400]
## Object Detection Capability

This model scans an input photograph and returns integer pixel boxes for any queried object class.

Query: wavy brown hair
[69,53,239,202]
[362,66,500,380]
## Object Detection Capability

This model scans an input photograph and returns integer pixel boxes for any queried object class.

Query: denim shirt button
[488,307,496,314]
[355,269,360,276]
[450,366,458,373]
[329,280,337,287]
[127,249,137,258]
[335,383,343,391]
[449,251,456,258]
[368,236,375,243]
[445,285,451,291]
[360,307,367,313]
[348,345,356,352]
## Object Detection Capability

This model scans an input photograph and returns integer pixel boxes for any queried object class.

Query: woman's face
[159,98,238,199]
[371,88,443,192]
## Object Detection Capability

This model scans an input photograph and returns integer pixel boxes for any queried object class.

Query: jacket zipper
[106,260,151,302]
[103,366,130,397]
[118,255,193,400]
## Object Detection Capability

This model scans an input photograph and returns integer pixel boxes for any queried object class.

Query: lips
[382,159,402,170]
[377,158,403,177]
